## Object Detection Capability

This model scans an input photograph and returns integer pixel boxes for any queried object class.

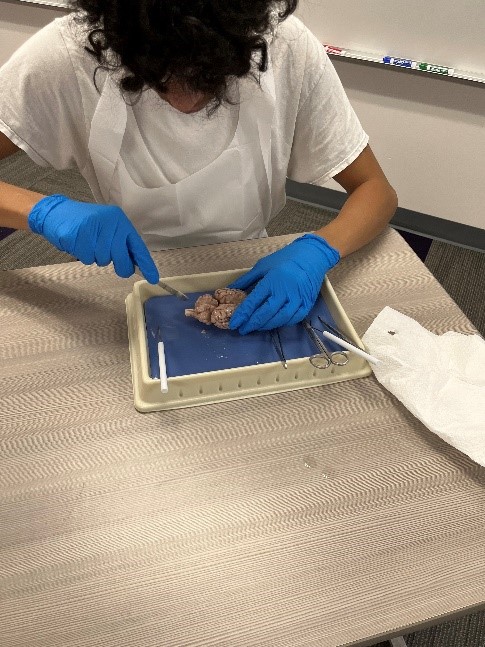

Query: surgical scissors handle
[303,321,349,369]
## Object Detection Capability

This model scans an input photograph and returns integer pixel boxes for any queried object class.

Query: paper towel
[362,307,485,467]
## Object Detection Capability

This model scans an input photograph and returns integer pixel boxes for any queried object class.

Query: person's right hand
[28,195,159,283]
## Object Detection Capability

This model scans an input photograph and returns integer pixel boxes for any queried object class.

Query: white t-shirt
[0,13,368,211]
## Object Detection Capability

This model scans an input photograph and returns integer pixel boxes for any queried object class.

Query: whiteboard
[18,0,69,7]
[10,0,485,78]
[297,0,485,78]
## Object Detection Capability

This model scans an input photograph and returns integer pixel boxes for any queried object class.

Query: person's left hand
[228,233,340,334]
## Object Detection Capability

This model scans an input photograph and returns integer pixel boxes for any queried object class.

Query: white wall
[325,58,485,231]
[295,3,485,231]
[0,1,64,65]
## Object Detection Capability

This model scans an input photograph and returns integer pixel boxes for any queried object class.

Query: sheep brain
[185,288,246,329]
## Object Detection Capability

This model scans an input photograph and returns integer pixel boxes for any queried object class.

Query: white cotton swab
[158,341,169,393]
[321,330,382,365]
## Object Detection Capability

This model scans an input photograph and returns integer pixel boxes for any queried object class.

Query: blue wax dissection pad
[144,292,344,379]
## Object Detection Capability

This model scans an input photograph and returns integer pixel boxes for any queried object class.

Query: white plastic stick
[158,342,169,393]
[321,330,381,365]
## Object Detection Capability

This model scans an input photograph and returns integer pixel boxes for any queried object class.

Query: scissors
[302,320,349,369]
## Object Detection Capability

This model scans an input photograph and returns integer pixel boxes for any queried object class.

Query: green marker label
[417,62,454,76]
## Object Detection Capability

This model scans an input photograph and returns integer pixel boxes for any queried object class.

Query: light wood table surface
[1,229,484,647]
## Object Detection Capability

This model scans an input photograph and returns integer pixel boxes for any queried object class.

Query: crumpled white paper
[362,307,485,467]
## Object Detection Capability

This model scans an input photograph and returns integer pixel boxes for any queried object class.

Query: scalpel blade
[134,267,188,300]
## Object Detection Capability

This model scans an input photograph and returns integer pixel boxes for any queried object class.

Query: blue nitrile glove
[228,233,340,334]
[28,195,159,283]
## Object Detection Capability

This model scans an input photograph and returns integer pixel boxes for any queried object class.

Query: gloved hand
[228,233,340,334]
[28,195,159,283]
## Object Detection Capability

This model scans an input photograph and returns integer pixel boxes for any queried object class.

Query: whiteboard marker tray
[125,269,372,412]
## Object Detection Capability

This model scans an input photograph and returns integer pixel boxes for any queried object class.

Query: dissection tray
[125,269,372,412]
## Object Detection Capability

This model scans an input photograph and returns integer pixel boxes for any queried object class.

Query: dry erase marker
[324,45,347,56]
[383,56,416,69]
[417,62,455,76]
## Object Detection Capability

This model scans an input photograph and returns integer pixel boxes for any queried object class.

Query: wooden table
[1,229,484,647]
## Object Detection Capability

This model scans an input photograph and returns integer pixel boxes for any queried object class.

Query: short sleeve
[0,18,87,171]
[287,30,369,186]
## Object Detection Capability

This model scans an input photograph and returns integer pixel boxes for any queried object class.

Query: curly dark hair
[70,0,298,109]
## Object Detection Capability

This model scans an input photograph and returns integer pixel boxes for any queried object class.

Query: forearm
[0,181,45,230]
[315,177,398,258]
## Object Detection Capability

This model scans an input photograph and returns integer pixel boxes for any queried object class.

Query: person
[0,0,397,335]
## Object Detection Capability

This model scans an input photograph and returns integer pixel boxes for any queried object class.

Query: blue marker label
[383,56,415,68]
